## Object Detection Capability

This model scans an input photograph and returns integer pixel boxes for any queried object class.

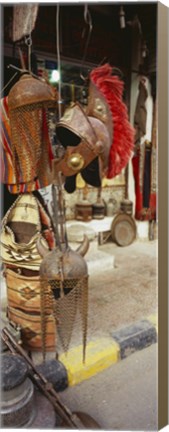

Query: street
[60,344,158,431]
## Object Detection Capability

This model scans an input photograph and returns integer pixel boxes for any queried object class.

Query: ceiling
[2,3,157,89]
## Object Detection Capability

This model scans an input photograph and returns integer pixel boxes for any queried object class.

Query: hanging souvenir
[1,75,57,192]
[0,193,55,270]
[132,139,156,221]
[37,184,90,361]
[12,4,39,42]
[53,63,134,193]
[54,79,112,193]
[89,63,135,179]
[1,193,56,352]
[132,76,156,221]
[134,77,148,149]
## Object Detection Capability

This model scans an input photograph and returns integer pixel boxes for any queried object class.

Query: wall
[40,183,125,221]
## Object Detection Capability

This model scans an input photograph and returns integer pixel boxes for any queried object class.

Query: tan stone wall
[40,184,125,221]
[64,186,126,220]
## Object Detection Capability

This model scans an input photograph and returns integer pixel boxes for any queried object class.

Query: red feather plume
[90,63,134,178]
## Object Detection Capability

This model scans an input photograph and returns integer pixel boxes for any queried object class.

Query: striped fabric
[0,96,54,193]
[1,192,55,269]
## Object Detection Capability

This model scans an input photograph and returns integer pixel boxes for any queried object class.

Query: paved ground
[89,238,157,334]
[1,236,157,366]
[0,236,158,430]
[0,235,158,370]
[60,343,158,431]
[57,237,157,353]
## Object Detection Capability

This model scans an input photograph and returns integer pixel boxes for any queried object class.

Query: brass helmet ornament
[54,79,113,193]
[54,63,134,193]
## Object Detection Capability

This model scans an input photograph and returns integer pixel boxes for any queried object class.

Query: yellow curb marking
[60,337,120,386]
[148,313,158,333]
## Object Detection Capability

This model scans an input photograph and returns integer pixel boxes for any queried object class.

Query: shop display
[54,63,134,193]
[7,306,56,352]
[54,80,112,192]
[1,193,54,269]
[1,193,56,351]
[37,184,89,361]
[1,71,57,193]
[90,64,134,179]
[0,2,160,431]
[0,58,135,357]
[0,2,163,431]
[8,73,57,190]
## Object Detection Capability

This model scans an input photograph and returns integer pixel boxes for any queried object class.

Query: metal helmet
[53,81,113,192]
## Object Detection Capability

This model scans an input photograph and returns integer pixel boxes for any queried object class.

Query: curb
[57,313,158,389]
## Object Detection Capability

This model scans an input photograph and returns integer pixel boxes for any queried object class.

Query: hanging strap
[80,5,93,81]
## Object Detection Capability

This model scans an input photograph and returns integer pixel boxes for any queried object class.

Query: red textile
[132,149,156,221]
[90,63,134,178]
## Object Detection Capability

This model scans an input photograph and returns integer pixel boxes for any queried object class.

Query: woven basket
[7,306,56,352]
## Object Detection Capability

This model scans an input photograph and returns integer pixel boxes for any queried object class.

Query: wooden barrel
[92,201,105,219]
[7,306,56,351]
[120,199,133,215]
[75,201,93,222]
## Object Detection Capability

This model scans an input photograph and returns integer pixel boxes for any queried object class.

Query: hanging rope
[0,72,18,95]
[1,32,33,95]
[56,4,62,120]
[53,4,68,248]
[80,5,93,81]
[24,34,32,72]
[24,8,34,73]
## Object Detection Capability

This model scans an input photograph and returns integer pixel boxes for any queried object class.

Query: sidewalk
[59,313,157,387]
[1,233,158,390]
[57,236,158,387]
